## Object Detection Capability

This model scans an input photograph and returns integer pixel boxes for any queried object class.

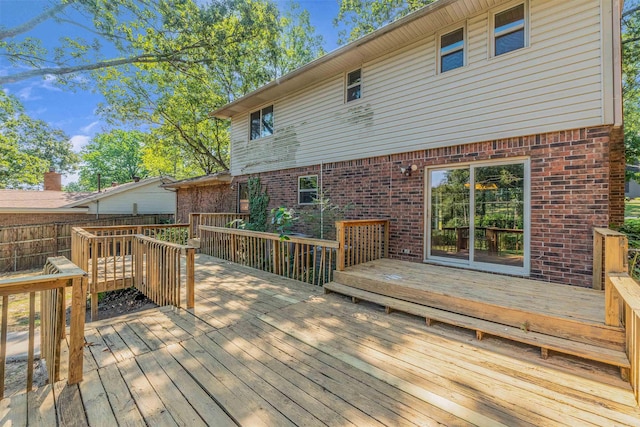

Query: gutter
[0,207,90,214]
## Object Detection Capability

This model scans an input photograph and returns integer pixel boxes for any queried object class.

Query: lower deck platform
[2,255,639,426]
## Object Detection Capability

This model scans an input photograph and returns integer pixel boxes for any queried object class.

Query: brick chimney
[44,169,62,191]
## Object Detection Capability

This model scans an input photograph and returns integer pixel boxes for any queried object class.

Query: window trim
[423,157,531,277]
[249,104,274,141]
[489,1,528,58]
[345,68,362,103]
[437,25,466,74]
[298,175,318,205]
[238,182,249,213]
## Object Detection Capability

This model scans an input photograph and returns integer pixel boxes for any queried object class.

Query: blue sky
[0,0,341,184]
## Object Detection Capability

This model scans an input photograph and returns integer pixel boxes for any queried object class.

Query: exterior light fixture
[400,164,418,176]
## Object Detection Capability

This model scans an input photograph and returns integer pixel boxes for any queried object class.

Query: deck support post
[541,348,549,360]
[425,318,432,326]
[91,293,98,321]
[475,330,484,340]
[68,275,87,384]
[351,297,360,304]
[385,306,393,314]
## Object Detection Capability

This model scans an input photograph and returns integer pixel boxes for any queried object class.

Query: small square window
[346,69,361,102]
[494,4,525,56]
[249,105,274,140]
[298,175,318,205]
[440,28,464,73]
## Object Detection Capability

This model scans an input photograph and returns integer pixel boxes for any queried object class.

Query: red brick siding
[175,184,235,223]
[608,126,625,226]
[235,126,620,287]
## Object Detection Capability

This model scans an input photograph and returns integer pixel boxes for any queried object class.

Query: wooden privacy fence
[0,214,169,273]
[595,227,640,405]
[336,219,390,270]
[71,225,195,320]
[0,257,87,399]
[189,213,249,238]
[200,225,339,286]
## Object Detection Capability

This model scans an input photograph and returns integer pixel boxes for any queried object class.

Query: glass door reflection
[430,168,470,261]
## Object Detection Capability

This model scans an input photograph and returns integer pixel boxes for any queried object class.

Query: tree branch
[0,2,74,40]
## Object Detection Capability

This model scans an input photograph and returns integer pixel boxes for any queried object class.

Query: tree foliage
[94,0,324,176]
[78,129,149,190]
[0,0,263,85]
[334,0,434,44]
[0,92,78,189]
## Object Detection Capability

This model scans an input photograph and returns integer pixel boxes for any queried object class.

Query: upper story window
[346,69,361,102]
[493,3,526,56]
[440,28,464,73]
[250,105,274,140]
[298,175,318,204]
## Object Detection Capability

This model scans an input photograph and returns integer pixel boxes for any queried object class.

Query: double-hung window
[440,28,465,73]
[346,69,361,102]
[493,4,526,56]
[298,175,318,205]
[249,105,274,140]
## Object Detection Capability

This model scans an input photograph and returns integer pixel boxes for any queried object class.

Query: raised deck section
[328,259,627,368]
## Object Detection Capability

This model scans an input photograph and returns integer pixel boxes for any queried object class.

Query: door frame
[424,157,531,276]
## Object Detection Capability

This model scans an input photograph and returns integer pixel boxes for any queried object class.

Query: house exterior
[162,172,235,223]
[213,0,624,287]
[0,172,177,226]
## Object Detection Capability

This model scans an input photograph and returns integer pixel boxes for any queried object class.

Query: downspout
[320,161,324,239]
[96,200,99,219]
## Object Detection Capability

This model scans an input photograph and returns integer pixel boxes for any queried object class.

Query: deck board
[7,254,640,426]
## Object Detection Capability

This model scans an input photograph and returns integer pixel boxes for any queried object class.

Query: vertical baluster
[26,291,35,391]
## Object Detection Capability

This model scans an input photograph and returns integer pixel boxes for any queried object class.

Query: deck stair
[325,259,630,378]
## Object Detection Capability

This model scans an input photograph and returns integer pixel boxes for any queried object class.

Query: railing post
[383,220,390,258]
[593,229,604,290]
[186,247,195,309]
[604,233,628,326]
[336,221,345,271]
[68,275,87,384]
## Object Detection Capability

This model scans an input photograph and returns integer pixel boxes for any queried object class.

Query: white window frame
[424,157,531,276]
[249,105,274,140]
[438,25,466,74]
[298,175,318,205]
[345,68,362,103]
[490,1,528,58]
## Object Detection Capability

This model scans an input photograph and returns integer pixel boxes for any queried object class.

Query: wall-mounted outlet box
[402,249,411,254]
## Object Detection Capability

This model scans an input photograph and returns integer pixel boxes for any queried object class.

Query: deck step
[324,281,631,373]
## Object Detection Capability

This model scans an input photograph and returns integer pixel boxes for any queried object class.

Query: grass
[626,198,640,218]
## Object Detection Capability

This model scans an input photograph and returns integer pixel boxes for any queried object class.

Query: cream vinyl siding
[86,183,176,215]
[231,0,607,176]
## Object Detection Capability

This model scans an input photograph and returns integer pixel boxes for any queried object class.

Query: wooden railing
[595,227,640,405]
[200,225,339,286]
[133,236,195,308]
[0,214,170,273]
[189,213,249,238]
[71,226,195,320]
[336,219,390,271]
[0,257,87,399]
[81,224,189,245]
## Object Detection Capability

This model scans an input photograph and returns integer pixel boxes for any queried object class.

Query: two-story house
[212,0,624,287]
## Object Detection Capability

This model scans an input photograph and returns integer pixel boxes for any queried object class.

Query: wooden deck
[2,254,640,426]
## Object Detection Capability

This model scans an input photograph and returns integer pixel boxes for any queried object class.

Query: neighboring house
[213,0,624,287]
[0,171,177,226]
[626,165,640,199]
[162,172,235,223]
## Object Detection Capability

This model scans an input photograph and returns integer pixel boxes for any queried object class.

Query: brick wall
[175,184,235,223]
[235,125,622,287]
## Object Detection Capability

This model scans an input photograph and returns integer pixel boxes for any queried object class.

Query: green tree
[95,0,324,176]
[78,129,149,190]
[0,0,258,85]
[0,92,78,188]
[334,0,434,44]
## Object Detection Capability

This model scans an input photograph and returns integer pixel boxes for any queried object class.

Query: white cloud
[17,86,40,101]
[70,135,90,152]
[16,74,62,101]
[80,120,100,134]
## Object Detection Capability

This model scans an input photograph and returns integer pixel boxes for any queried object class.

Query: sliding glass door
[427,160,529,275]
